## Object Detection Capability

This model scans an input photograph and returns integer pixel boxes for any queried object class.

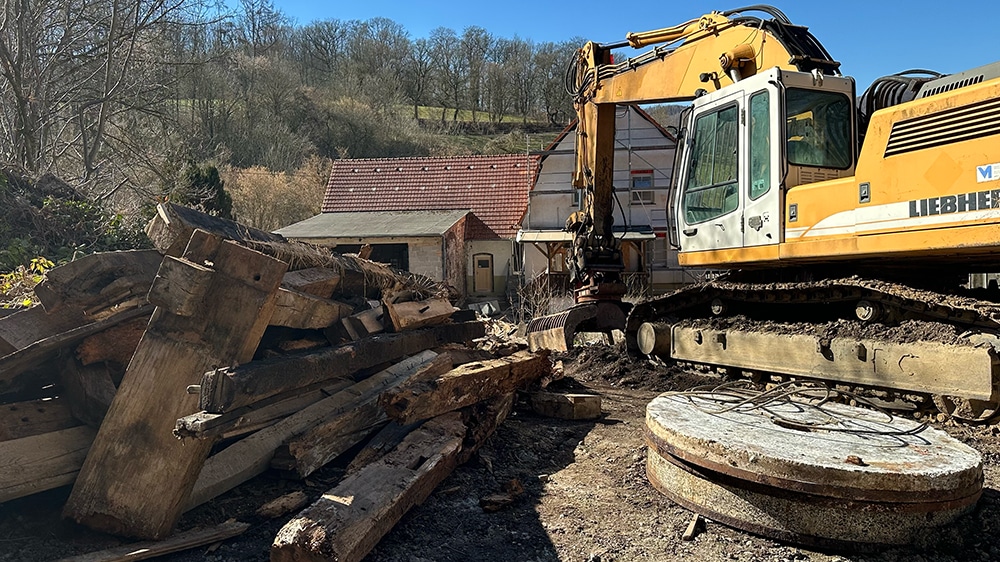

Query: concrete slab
[645,391,983,502]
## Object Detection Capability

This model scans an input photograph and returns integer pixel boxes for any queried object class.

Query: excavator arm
[527,5,839,351]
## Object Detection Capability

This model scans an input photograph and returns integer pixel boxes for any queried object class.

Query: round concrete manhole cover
[645,386,983,548]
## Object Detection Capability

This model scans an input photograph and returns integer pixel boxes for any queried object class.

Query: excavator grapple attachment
[526,301,628,352]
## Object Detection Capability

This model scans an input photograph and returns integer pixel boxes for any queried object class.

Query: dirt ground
[3,342,1000,562]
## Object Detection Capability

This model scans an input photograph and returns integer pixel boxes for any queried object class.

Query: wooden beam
[145,255,214,317]
[58,359,118,428]
[344,420,422,474]
[274,354,453,479]
[62,236,287,540]
[269,287,355,330]
[0,305,89,352]
[199,321,485,413]
[0,306,152,396]
[186,351,438,510]
[281,267,341,299]
[33,250,162,316]
[527,392,602,420]
[270,413,467,562]
[380,350,551,424]
[54,520,250,562]
[0,426,96,503]
[383,296,457,331]
[174,378,355,440]
[0,397,78,442]
[75,316,147,369]
[145,202,284,258]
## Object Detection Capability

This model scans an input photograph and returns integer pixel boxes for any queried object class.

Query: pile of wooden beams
[0,203,552,561]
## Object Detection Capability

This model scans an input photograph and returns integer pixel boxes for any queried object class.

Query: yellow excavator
[527,5,1000,420]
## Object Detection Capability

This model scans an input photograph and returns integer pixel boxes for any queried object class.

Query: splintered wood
[0,202,551,561]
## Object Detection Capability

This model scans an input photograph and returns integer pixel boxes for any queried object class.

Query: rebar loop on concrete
[666,380,930,436]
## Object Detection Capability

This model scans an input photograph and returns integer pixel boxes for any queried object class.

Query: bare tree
[429,27,465,123]
[459,26,492,124]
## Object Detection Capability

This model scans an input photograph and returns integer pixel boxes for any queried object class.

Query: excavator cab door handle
[682,228,698,236]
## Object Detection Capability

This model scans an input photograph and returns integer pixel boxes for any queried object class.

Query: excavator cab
[672,68,856,257]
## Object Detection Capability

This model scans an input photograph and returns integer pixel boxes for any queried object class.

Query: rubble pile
[0,203,551,562]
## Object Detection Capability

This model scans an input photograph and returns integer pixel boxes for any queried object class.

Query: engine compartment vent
[884,98,1000,157]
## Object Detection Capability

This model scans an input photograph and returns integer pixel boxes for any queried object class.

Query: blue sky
[271,0,997,93]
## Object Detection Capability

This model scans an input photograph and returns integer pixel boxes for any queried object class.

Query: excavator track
[627,276,1000,422]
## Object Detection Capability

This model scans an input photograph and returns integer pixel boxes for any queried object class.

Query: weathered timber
[63,236,287,540]
[383,296,457,331]
[281,267,341,298]
[55,519,250,562]
[75,316,147,369]
[175,378,356,440]
[146,203,440,301]
[200,321,486,413]
[344,420,423,474]
[270,413,467,562]
[146,202,284,257]
[59,359,118,428]
[458,393,516,464]
[257,491,310,519]
[274,353,453,479]
[381,350,551,424]
[527,392,602,420]
[0,306,152,395]
[0,305,88,352]
[336,306,384,342]
[0,426,96,503]
[270,287,355,330]
[146,255,214,317]
[270,403,386,476]
[186,352,438,510]
[0,396,78,441]
[33,250,163,316]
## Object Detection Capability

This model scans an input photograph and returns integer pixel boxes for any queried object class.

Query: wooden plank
[383,296,457,331]
[527,392,602,420]
[257,491,309,519]
[0,305,89,351]
[75,316,148,369]
[174,378,356,440]
[270,413,467,562]
[145,202,284,257]
[63,236,287,540]
[0,426,96,504]
[33,250,162,316]
[270,287,354,330]
[55,519,250,562]
[0,306,152,396]
[281,267,341,299]
[0,397,78,442]
[380,350,551,424]
[199,321,486,413]
[186,351,438,510]
[145,255,214,317]
[344,420,422,474]
[59,359,118,428]
[274,354,453,479]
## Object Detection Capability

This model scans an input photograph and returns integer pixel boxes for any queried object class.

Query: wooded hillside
[0,0,579,250]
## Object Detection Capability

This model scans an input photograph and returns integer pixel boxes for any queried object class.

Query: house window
[631,170,653,189]
[572,188,581,207]
[630,190,654,205]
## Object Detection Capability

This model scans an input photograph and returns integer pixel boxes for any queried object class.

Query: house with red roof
[276,153,538,300]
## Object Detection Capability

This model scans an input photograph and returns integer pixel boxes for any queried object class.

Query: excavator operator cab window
[683,103,739,224]
[784,88,852,169]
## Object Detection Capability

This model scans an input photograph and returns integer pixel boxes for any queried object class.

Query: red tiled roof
[322,154,538,240]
